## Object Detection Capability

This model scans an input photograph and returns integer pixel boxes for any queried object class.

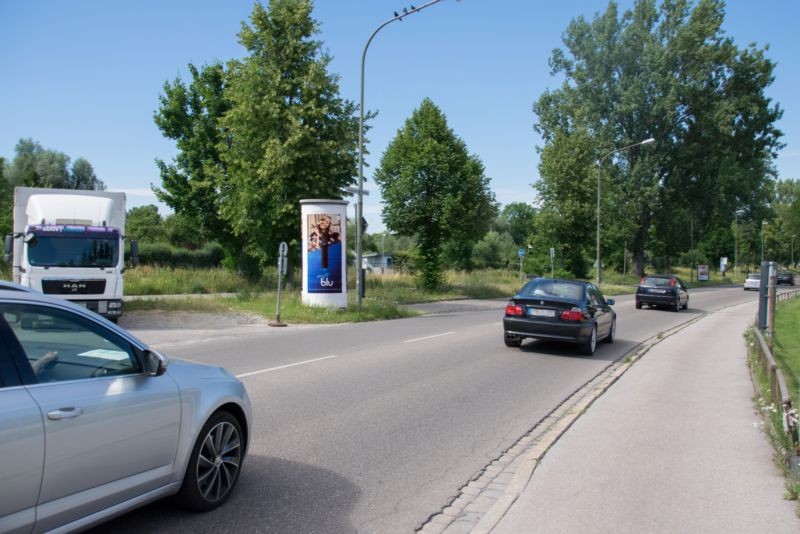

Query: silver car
[0,284,251,533]
[744,272,761,291]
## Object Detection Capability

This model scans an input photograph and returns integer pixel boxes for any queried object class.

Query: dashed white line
[403,331,456,343]
[236,355,338,378]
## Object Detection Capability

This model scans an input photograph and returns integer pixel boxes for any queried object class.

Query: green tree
[534,0,783,277]
[473,230,516,269]
[501,202,537,247]
[374,98,497,289]
[0,158,11,238]
[126,205,166,242]
[217,0,360,274]
[6,139,104,190]
[69,158,105,190]
[153,63,234,257]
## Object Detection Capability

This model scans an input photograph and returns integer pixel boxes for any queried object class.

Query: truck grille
[42,279,106,295]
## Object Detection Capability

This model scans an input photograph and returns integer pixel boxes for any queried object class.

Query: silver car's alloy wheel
[197,421,242,502]
[176,411,244,512]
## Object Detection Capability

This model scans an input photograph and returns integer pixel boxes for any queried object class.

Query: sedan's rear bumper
[636,294,677,307]
[503,316,593,343]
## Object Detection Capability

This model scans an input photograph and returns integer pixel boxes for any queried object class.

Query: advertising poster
[697,264,709,281]
[306,213,343,293]
[300,199,348,308]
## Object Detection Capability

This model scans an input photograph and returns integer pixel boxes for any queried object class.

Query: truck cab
[4,188,137,322]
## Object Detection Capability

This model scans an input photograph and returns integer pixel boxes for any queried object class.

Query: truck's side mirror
[3,235,12,264]
[130,239,139,268]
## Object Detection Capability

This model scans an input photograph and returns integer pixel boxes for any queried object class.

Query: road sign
[549,247,555,259]
[518,248,525,258]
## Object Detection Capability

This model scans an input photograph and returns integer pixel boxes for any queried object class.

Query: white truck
[3,187,138,322]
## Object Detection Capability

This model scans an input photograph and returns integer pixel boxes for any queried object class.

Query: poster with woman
[306,213,342,293]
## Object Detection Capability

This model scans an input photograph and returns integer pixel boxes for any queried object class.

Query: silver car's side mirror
[143,349,168,376]
[606,298,615,306]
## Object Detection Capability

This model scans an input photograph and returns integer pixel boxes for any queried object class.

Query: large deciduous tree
[218,0,360,271]
[374,98,497,289]
[154,63,235,263]
[154,1,360,275]
[534,0,783,277]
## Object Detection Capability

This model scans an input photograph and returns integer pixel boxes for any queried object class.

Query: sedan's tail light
[560,307,585,321]
[669,278,677,287]
[505,302,524,316]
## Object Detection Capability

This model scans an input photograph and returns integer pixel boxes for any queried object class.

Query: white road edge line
[403,331,456,343]
[236,355,338,378]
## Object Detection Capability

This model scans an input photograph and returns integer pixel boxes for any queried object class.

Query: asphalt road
[89,285,766,533]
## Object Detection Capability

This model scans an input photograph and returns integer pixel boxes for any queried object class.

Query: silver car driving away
[0,284,251,533]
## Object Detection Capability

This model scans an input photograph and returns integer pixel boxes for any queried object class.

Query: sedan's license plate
[528,308,555,318]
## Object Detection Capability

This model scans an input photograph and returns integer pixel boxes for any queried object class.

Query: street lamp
[734,208,744,276]
[596,137,655,284]
[792,234,797,268]
[355,1,448,307]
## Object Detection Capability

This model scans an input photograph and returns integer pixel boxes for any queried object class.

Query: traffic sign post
[518,248,525,282]
[270,242,289,327]
[549,247,555,278]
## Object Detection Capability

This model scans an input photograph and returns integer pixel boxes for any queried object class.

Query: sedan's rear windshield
[519,280,585,300]
[748,274,760,279]
[641,277,674,287]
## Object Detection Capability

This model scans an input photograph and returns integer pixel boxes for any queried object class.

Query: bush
[131,242,225,269]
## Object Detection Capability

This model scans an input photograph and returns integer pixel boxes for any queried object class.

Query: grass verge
[746,328,800,508]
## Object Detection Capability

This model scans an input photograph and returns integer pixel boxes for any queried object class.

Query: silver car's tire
[581,325,597,356]
[176,411,244,512]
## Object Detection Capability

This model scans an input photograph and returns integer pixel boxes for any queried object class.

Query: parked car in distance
[777,271,795,285]
[503,278,616,356]
[0,283,251,533]
[635,275,689,311]
[744,272,761,291]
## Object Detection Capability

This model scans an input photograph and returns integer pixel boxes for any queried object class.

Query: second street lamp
[355,0,448,308]
[596,137,655,285]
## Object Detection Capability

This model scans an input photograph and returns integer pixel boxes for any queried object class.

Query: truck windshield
[27,235,119,268]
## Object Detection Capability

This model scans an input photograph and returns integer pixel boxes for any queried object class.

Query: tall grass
[124,266,258,295]
[773,297,800,410]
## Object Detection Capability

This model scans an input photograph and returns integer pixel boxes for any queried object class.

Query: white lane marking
[403,331,456,343]
[236,355,338,378]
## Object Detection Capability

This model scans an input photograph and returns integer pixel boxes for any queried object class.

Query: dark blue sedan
[503,278,616,356]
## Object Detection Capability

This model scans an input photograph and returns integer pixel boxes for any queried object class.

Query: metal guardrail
[777,286,800,302]
[752,291,800,456]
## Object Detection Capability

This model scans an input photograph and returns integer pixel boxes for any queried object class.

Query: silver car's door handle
[47,407,83,420]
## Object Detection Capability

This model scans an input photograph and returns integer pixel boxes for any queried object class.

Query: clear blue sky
[2,0,798,233]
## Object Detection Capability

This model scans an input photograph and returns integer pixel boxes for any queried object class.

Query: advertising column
[300,199,348,308]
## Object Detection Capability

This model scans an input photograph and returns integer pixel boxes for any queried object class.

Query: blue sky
[2,0,798,233]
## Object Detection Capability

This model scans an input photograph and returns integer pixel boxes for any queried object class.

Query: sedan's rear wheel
[176,411,244,512]
[673,298,681,312]
[504,333,522,348]
[581,325,597,356]
[635,300,642,309]
[603,317,616,344]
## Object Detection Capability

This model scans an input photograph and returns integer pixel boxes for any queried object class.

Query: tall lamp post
[792,234,796,268]
[356,0,447,308]
[734,208,744,276]
[596,137,655,285]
